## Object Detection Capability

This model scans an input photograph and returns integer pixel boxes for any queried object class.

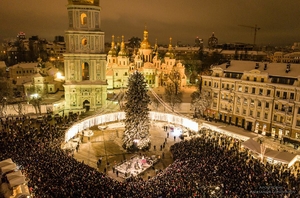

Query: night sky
[0,0,299,46]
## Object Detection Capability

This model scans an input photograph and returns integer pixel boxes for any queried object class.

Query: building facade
[63,0,107,112]
[201,60,300,146]
[106,29,187,90]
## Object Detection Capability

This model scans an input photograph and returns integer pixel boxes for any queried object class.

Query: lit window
[81,13,87,25]
[82,38,87,46]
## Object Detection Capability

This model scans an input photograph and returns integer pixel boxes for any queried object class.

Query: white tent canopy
[6,170,23,181]
[241,138,262,154]
[0,158,13,168]
[1,163,17,175]
[264,150,298,166]
[8,176,26,188]
[242,138,298,167]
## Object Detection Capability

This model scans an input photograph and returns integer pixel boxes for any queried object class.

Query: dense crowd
[0,114,300,197]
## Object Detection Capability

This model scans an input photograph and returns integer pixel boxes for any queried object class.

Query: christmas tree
[122,70,151,151]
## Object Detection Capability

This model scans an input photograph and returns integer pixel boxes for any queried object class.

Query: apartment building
[201,60,300,146]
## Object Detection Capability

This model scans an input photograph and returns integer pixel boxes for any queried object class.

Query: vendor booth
[242,138,298,167]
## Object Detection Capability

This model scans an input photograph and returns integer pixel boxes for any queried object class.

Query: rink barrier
[64,111,199,142]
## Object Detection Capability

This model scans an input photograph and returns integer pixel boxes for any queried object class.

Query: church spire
[168,37,173,51]
[154,38,158,52]
[108,35,117,56]
[165,37,174,58]
[111,35,115,49]
[140,26,151,49]
[118,35,127,57]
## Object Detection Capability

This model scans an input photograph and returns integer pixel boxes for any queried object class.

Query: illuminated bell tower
[63,0,107,112]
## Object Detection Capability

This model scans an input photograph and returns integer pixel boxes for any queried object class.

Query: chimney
[286,63,291,73]
[226,61,230,68]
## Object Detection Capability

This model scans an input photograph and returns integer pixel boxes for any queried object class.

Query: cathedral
[62,0,186,113]
[106,28,187,90]
[63,0,107,113]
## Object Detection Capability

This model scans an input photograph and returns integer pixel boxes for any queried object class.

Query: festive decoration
[122,71,151,151]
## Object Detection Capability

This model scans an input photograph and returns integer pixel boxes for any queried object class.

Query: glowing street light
[31,93,39,98]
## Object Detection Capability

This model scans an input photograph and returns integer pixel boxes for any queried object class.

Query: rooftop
[217,60,300,78]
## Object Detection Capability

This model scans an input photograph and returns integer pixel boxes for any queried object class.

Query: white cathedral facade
[63,0,107,112]
[106,29,187,90]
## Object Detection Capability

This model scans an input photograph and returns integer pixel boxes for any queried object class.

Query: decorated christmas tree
[122,70,151,151]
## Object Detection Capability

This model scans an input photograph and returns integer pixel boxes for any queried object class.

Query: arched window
[82,62,89,80]
[81,38,87,46]
[81,13,87,25]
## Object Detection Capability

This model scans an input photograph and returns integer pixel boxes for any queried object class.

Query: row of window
[115,72,128,76]
[236,97,269,108]
[245,76,265,82]
[205,81,296,100]
[274,114,291,123]
[235,107,268,119]
[15,70,33,74]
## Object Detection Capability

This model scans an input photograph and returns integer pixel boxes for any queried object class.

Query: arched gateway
[64,111,199,142]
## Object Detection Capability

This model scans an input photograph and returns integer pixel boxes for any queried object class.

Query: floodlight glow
[56,72,62,79]
[31,93,38,98]
[173,127,182,136]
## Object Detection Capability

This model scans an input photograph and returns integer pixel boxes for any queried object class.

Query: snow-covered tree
[122,71,151,151]
[191,90,212,118]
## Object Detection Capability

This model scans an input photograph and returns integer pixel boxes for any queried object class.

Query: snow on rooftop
[218,60,300,78]
[10,62,38,68]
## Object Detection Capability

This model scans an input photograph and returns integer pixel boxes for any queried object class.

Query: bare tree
[150,94,162,110]
[117,90,126,110]
[164,84,182,112]
[0,78,14,117]
[11,102,24,116]
[168,69,181,95]
[0,97,7,117]
[29,96,42,115]
[164,69,183,112]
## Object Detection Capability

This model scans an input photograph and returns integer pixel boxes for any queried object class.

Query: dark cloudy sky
[1,0,299,46]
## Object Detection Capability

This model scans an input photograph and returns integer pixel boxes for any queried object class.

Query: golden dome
[140,27,151,49]
[165,37,174,58]
[108,35,117,56]
[118,36,128,57]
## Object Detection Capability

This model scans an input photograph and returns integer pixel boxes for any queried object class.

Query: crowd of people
[0,114,300,197]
